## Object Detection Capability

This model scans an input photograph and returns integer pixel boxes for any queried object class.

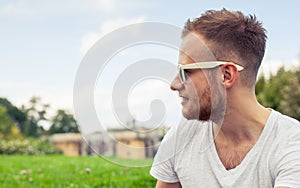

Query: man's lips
[180,96,189,104]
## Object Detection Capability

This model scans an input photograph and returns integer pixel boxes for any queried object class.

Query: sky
[0,0,300,132]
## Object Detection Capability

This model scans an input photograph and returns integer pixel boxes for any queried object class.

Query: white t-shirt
[150,110,300,187]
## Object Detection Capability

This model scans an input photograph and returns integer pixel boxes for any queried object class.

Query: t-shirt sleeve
[150,125,179,183]
[274,122,300,187]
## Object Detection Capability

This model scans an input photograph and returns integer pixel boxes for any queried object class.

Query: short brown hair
[182,9,267,87]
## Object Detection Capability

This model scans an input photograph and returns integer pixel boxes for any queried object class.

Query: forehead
[179,32,216,63]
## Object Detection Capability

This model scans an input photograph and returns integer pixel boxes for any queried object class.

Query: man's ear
[222,64,239,88]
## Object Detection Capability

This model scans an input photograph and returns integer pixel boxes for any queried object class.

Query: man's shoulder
[273,110,300,134]
[152,119,209,169]
[270,110,300,145]
[272,109,299,124]
[269,111,300,187]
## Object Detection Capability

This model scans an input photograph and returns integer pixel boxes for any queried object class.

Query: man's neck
[211,94,271,170]
[213,91,271,146]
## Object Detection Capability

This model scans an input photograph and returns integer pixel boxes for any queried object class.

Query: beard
[182,77,226,123]
[198,88,212,121]
[181,85,212,121]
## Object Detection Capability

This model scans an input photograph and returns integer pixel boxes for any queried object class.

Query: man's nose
[170,74,184,91]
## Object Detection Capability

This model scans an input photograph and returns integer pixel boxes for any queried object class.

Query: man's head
[182,8,267,88]
[171,9,267,121]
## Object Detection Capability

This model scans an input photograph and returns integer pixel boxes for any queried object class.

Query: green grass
[0,155,156,188]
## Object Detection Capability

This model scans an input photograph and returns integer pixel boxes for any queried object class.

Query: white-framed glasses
[178,61,244,83]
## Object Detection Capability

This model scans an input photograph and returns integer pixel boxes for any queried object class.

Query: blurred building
[49,126,167,159]
[50,133,82,156]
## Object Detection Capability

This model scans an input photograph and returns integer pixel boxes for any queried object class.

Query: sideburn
[198,86,212,121]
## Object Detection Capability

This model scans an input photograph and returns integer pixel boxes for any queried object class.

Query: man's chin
[182,109,199,120]
[182,108,210,121]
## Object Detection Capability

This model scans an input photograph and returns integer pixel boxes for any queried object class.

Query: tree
[256,67,292,111]
[280,68,300,120]
[48,109,80,134]
[0,105,22,139]
[255,63,300,121]
[0,98,27,133]
[255,73,266,96]
[21,96,49,137]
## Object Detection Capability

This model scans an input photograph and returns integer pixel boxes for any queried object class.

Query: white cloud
[100,17,146,34]
[93,79,181,130]
[0,0,154,17]
[97,0,116,13]
[0,0,35,17]
[127,80,181,123]
[0,81,73,111]
[0,0,117,17]
[80,16,146,55]
[80,32,102,57]
[259,58,299,78]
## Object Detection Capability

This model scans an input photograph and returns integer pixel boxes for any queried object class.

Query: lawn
[0,155,156,188]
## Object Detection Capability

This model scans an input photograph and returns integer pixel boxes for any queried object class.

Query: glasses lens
[178,66,185,83]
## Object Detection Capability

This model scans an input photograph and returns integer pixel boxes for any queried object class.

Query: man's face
[170,33,226,121]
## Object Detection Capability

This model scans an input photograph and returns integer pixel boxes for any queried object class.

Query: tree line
[0,96,79,139]
[255,64,300,121]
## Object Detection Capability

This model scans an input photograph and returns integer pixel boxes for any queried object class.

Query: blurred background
[0,0,299,187]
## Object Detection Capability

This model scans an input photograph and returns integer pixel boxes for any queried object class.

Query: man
[150,9,300,187]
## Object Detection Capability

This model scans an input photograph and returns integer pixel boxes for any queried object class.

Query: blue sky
[0,0,299,130]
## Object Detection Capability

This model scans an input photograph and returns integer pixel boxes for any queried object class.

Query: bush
[0,138,62,155]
